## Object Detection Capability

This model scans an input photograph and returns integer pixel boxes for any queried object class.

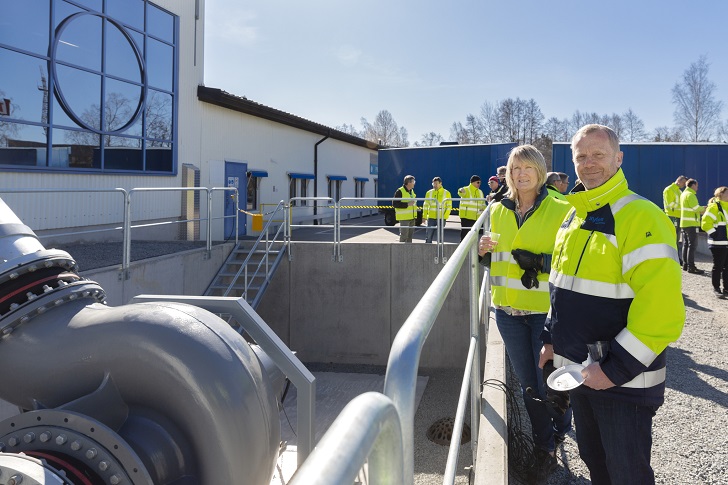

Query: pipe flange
[0,250,78,285]
[0,281,106,339]
[0,409,153,484]
[0,452,71,484]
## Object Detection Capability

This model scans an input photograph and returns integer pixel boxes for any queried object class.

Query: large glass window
[0,0,178,174]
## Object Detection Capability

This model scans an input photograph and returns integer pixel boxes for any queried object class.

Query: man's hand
[511,249,544,271]
[581,362,615,390]
[539,344,554,369]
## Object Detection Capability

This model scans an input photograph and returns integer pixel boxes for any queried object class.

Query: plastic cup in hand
[483,231,500,243]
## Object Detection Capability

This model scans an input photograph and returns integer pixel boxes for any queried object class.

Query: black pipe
[313,132,330,225]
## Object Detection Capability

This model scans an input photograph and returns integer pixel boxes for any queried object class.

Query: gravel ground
[53,240,216,271]
[509,253,728,484]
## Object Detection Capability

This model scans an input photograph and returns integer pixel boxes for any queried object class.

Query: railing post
[206,188,213,255]
[122,190,132,279]
[469,234,482,469]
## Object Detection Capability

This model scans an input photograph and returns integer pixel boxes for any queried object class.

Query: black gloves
[511,249,544,271]
[521,269,539,289]
[512,249,543,289]
[542,360,570,417]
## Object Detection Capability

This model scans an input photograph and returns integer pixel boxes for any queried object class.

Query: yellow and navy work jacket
[679,187,702,228]
[393,186,417,221]
[546,185,567,201]
[485,186,571,313]
[662,182,682,218]
[423,187,452,220]
[701,200,728,247]
[458,184,485,221]
[543,169,685,407]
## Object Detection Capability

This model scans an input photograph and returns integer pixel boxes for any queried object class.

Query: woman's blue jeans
[494,309,572,452]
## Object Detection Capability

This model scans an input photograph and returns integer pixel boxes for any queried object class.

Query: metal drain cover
[426,417,471,446]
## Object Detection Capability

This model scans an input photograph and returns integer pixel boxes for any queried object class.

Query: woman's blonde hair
[712,186,728,203]
[504,145,547,201]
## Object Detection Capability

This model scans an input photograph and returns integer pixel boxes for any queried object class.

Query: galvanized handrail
[288,392,403,485]
[219,200,287,299]
[125,187,238,278]
[286,208,491,484]
[383,208,489,483]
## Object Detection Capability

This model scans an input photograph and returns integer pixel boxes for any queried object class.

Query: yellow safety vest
[662,183,681,218]
[679,187,702,228]
[488,194,571,312]
[394,186,417,221]
[458,184,485,220]
[423,187,452,220]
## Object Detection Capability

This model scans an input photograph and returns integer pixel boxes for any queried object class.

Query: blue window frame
[0,0,178,174]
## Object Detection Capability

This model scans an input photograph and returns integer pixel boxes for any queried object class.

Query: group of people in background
[663,175,728,297]
[478,125,685,484]
[392,164,573,244]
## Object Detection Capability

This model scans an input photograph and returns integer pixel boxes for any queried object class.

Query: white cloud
[335,45,362,67]
[207,7,258,47]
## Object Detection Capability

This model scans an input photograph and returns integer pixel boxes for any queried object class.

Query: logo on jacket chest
[580,205,615,236]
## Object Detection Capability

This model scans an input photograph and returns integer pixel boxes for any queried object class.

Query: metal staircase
[204,202,287,312]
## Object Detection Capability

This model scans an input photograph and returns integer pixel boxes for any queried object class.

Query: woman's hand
[478,235,498,256]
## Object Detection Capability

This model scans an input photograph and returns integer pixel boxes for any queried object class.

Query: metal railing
[286,196,482,264]
[288,209,492,484]
[0,187,239,278]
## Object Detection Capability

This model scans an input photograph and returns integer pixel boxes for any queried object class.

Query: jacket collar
[565,169,629,215]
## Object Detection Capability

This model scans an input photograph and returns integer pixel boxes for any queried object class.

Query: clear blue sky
[203,0,728,143]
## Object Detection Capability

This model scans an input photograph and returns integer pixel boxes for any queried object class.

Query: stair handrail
[219,201,287,298]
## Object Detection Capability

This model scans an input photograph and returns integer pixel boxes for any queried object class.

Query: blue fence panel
[378,143,516,206]
[552,143,728,207]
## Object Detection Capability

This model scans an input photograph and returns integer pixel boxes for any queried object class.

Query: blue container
[378,143,516,205]
[552,142,728,207]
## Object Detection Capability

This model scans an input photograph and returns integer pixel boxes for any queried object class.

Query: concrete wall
[256,242,474,369]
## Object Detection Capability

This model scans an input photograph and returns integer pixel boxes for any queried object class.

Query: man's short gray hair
[570,124,620,153]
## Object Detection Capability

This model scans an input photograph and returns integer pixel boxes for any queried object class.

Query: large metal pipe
[0,197,281,484]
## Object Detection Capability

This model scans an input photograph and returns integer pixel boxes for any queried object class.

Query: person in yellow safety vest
[457,175,486,241]
[478,145,572,481]
[701,186,728,298]
[679,178,706,274]
[663,175,687,266]
[540,124,685,485]
[423,176,452,244]
[392,175,417,243]
[546,172,567,201]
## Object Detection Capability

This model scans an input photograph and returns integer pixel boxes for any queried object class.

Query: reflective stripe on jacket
[458,184,485,220]
[394,186,417,221]
[701,201,728,247]
[488,186,571,313]
[662,183,682,218]
[679,187,702,227]
[423,187,452,220]
[544,169,685,407]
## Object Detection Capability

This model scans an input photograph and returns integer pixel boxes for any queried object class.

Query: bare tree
[335,123,361,137]
[718,121,728,143]
[621,109,646,142]
[360,110,409,147]
[544,117,570,142]
[523,98,544,144]
[652,126,684,142]
[672,55,723,141]
[414,132,444,147]
[479,101,500,142]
